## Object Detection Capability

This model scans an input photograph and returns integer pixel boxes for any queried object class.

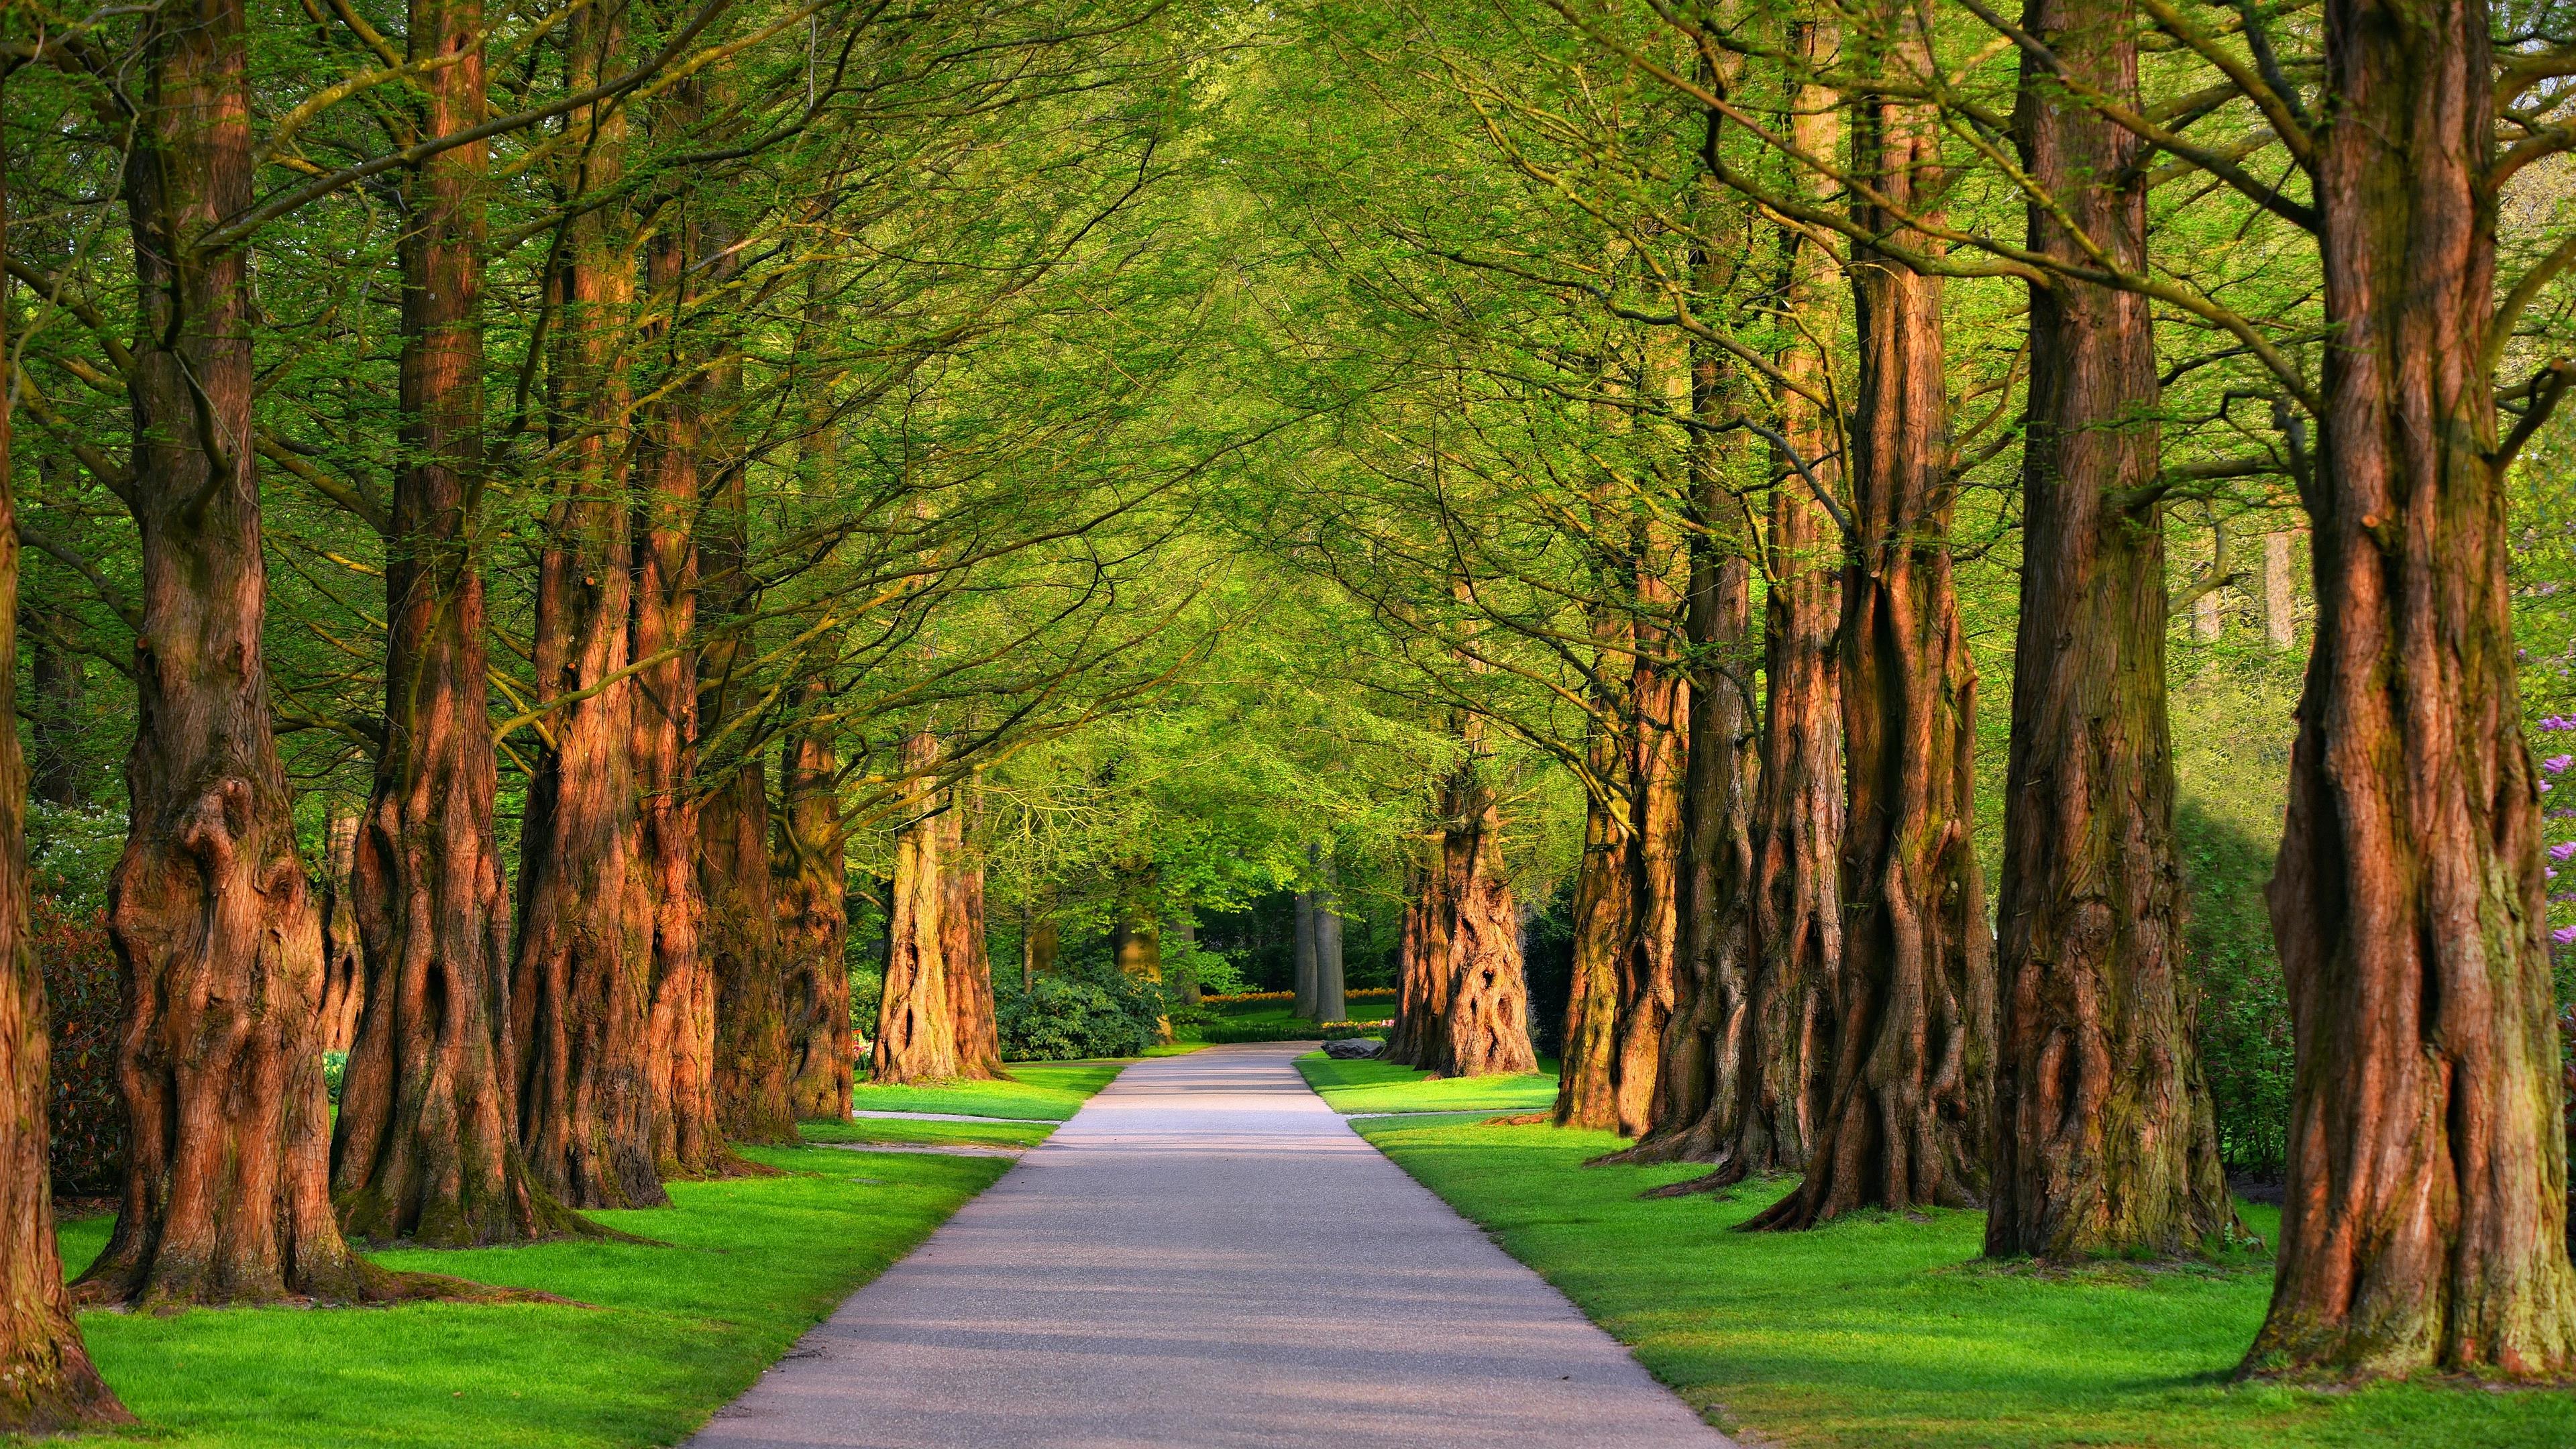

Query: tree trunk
[1554,727,1637,1129]
[777,679,850,1121]
[78,0,398,1305]
[26,608,85,808]
[0,109,128,1425]
[1749,22,1994,1228]
[1313,853,1347,1024]
[2263,530,2296,648]
[939,784,1002,1079]
[317,807,364,1057]
[1735,16,1846,1187]
[1438,773,1536,1078]
[871,733,957,1083]
[2246,0,2576,1379]
[1387,839,1453,1068]
[1986,0,2233,1263]
[1292,884,1318,1018]
[1613,593,1686,1138]
[1170,914,1202,1008]
[511,7,664,1211]
[696,395,792,1147]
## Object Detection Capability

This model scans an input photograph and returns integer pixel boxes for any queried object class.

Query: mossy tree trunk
[2246,0,2576,1379]
[777,678,851,1120]
[1986,0,2233,1264]
[1750,18,1994,1228]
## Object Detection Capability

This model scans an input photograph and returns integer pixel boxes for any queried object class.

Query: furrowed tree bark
[1555,715,1637,1129]
[1986,0,2233,1263]
[331,0,590,1244]
[0,107,128,1426]
[1613,564,1687,1138]
[2246,0,2576,1379]
[317,808,364,1057]
[777,677,850,1120]
[939,782,1002,1079]
[511,5,664,1211]
[1748,17,1994,1228]
[1385,840,1452,1067]
[871,732,957,1083]
[77,0,403,1305]
[1438,761,1536,1078]
[1732,25,1845,1187]
[696,364,792,1148]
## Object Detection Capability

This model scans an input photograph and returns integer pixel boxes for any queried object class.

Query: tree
[778,679,852,1120]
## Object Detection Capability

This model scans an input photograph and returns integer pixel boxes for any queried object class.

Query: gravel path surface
[690,1042,1735,1448]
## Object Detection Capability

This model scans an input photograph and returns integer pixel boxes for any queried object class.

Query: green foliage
[1357,1118,2570,1449]
[323,1051,350,1106]
[38,896,121,1197]
[996,959,1168,1062]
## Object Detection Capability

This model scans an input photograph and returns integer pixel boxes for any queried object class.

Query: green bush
[324,1050,350,1104]
[996,959,1167,1061]
[1197,1019,1318,1044]
[40,896,122,1197]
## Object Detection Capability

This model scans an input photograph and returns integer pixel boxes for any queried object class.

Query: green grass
[1295,1051,1560,1114]
[846,1057,1131,1121]
[1354,1117,2576,1449]
[32,1142,1008,1449]
[795,1115,1053,1149]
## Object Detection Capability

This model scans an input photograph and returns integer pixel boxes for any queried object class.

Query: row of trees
[1238,0,2576,1385]
[0,0,1226,1428]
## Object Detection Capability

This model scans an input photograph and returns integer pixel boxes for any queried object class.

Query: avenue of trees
[4,0,2576,1430]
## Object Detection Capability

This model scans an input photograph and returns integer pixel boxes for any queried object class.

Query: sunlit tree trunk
[1293,881,1318,1019]
[1555,713,1636,1130]
[1750,12,1994,1227]
[871,732,956,1083]
[941,783,1002,1079]
[1439,763,1536,1078]
[317,807,364,1057]
[1385,841,1452,1067]
[511,5,664,1210]
[79,0,394,1304]
[0,109,128,1424]
[1314,851,1347,1024]
[2263,531,2297,648]
[2248,0,2576,1378]
[1615,570,1686,1138]
[1986,0,2233,1263]
[777,677,850,1120]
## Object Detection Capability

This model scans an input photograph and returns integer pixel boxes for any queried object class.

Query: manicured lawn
[848,1058,1132,1120]
[1354,1117,2576,1449]
[1295,1051,1560,1114]
[796,1115,1053,1149]
[36,1142,1009,1449]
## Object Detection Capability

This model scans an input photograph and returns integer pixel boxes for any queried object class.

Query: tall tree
[777,680,851,1120]
[78,0,392,1304]
[332,0,580,1244]
[1985,0,2232,1263]
[511,3,665,1210]
[941,783,1004,1079]
[0,105,128,1426]
[2249,0,2576,1377]
[1436,757,1536,1077]
[872,731,958,1083]
[1749,4,1994,1228]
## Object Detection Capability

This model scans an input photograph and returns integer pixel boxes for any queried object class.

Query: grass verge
[1354,1116,2576,1449]
[36,1142,1008,1449]
[848,1057,1130,1120]
[1295,1051,1560,1115]
[796,1115,1053,1149]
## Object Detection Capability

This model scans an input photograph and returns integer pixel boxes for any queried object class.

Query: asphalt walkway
[690,1042,1734,1448]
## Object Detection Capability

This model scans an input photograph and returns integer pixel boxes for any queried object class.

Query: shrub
[1318,1021,1385,1041]
[1197,1019,1318,1044]
[997,959,1167,1061]
[40,896,122,1197]
[324,1050,350,1104]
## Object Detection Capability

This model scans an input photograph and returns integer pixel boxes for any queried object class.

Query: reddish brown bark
[0,112,127,1425]
[871,733,957,1083]
[777,680,851,1120]
[1554,718,1636,1130]
[317,808,364,1056]
[940,786,1004,1080]
[331,0,588,1242]
[1385,840,1453,1069]
[1749,23,1993,1228]
[1985,0,2233,1263]
[511,9,664,1211]
[1613,576,1686,1138]
[77,0,396,1305]
[2245,0,2576,1378]
[1438,772,1536,1078]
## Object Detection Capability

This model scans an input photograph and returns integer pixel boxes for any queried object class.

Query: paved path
[692,1043,1733,1449]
